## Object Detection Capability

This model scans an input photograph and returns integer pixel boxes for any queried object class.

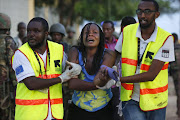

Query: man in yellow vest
[114,0,175,120]
[12,17,81,120]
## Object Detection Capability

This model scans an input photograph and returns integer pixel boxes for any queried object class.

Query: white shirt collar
[136,24,158,43]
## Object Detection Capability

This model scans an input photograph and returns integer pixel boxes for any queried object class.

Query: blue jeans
[122,99,166,120]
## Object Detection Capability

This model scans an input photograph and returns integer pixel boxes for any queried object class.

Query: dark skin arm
[114,48,165,83]
[120,59,165,83]
[115,50,121,65]
[68,47,116,91]
[23,76,62,90]
[67,47,96,91]
[68,77,97,91]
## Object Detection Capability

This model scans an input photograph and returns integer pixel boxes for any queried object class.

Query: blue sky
[156,12,180,38]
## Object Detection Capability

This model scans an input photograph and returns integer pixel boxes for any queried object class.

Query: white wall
[0,0,32,37]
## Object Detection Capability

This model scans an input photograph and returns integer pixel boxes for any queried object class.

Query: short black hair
[121,16,136,28]
[141,0,159,11]
[103,20,114,28]
[28,17,49,32]
[172,33,178,43]
[17,22,26,28]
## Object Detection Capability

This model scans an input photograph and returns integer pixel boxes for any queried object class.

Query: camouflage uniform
[0,13,17,120]
[169,44,180,118]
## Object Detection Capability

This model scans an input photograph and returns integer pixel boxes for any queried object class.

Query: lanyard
[33,44,50,76]
[137,38,148,66]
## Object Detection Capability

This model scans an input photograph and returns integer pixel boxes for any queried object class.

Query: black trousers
[67,102,113,120]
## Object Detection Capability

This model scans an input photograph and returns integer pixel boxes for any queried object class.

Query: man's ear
[45,31,49,40]
[45,31,49,36]
[155,11,160,19]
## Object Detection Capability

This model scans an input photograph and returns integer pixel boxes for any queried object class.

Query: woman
[67,23,116,120]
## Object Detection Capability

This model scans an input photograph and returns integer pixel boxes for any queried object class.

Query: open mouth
[88,39,94,42]
[140,19,147,24]
[87,38,95,43]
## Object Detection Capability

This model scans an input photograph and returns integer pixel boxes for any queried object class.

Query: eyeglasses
[136,9,156,15]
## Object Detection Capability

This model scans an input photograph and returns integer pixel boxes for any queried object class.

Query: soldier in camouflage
[0,13,17,120]
[49,23,70,54]
[49,23,72,120]
[169,33,180,118]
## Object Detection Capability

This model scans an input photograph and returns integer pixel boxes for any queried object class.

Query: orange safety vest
[13,41,64,120]
[121,23,172,111]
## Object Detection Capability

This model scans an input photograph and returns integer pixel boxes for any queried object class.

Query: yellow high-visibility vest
[121,23,172,111]
[13,41,64,120]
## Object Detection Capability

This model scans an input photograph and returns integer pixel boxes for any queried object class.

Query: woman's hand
[94,67,110,87]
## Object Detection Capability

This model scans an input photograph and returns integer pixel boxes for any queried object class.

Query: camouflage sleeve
[5,36,17,84]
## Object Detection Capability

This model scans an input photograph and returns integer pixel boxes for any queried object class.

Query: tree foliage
[74,0,138,23]
[35,0,179,26]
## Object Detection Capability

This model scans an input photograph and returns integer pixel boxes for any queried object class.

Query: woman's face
[83,24,100,48]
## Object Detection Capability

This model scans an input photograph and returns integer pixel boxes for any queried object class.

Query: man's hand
[96,79,116,89]
[59,61,82,83]
[66,61,82,76]
[95,65,121,89]
[96,78,121,90]
[102,65,119,82]
[38,88,48,94]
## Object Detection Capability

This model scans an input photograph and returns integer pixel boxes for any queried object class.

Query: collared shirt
[115,24,175,102]
[12,50,67,120]
[105,36,117,51]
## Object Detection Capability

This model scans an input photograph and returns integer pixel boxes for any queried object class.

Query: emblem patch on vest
[15,65,24,75]
[162,49,169,58]
[146,51,154,60]
[54,60,61,71]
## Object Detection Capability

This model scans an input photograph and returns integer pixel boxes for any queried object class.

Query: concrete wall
[0,0,80,40]
[0,0,34,37]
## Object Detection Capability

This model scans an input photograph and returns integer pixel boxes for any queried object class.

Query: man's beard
[139,16,155,29]
[140,21,153,29]
[28,37,46,49]
[29,41,44,49]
